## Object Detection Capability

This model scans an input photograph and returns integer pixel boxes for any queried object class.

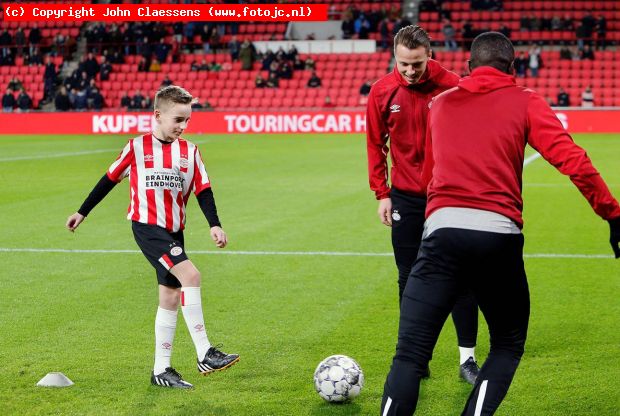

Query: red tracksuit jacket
[423,66,620,227]
[366,60,460,200]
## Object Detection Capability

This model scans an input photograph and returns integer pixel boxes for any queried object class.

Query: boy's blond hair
[154,85,193,110]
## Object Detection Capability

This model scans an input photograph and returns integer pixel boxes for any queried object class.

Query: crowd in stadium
[1,0,619,111]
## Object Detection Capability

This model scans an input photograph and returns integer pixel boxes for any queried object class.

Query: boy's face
[154,102,192,142]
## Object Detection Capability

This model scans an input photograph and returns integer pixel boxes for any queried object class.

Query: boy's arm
[66,140,133,232]
[196,188,227,248]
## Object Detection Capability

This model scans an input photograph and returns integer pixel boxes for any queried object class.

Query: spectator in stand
[0,49,15,66]
[293,56,305,70]
[120,92,131,109]
[209,27,221,53]
[528,44,541,78]
[160,75,173,88]
[228,36,241,61]
[89,87,105,110]
[286,46,299,62]
[100,56,112,81]
[209,61,222,72]
[131,90,145,109]
[576,24,589,50]
[581,44,595,60]
[557,88,570,106]
[581,86,594,107]
[323,95,335,108]
[582,12,597,36]
[2,88,15,112]
[307,71,322,88]
[342,10,355,39]
[461,20,475,49]
[74,89,88,110]
[268,60,280,78]
[29,48,43,66]
[14,28,26,58]
[355,13,371,39]
[8,77,24,93]
[154,39,170,64]
[514,52,528,77]
[255,73,267,88]
[142,97,152,110]
[559,45,572,60]
[0,30,11,59]
[499,25,511,39]
[28,24,42,56]
[530,14,541,31]
[520,15,531,32]
[359,80,372,96]
[17,88,33,111]
[239,40,255,70]
[190,60,200,71]
[138,56,149,72]
[379,18,391,50]
[442,19,458,51]
[551,15,563,31]
[305,57,316,70]
[596,15,607,50]
[77,71,89,91]
[266,73,279,88]
[149,59,162,72]
[278,61,293,80]
[44,56,57,93]
[562,14,574,31]
[54,86,71,111]
[84,52,100,79]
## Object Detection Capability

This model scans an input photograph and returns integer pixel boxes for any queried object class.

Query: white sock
[459,346,476,365]
[181,287,211,360]
[154,307,178,375]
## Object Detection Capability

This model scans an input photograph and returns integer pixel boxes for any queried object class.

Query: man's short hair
[154,85,193,110]
[469,32,515,73]
[394,25,431,53]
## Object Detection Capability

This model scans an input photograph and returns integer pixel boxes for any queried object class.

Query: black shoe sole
[199,356,240,376]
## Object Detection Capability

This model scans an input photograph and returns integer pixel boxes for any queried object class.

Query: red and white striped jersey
[107,133,211,232]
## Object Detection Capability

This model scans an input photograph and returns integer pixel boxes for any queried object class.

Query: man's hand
[66,213,85,232]
[210,226,228,248]
[609,217,620,258]
[378,198,392,227]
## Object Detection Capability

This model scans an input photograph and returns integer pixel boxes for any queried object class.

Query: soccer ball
[313,355,364,402]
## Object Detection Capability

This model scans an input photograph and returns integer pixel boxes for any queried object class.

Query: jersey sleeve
[192,146,212,195]
[106,140,133,182]
[526,94,620,220]
[366,85,391,200]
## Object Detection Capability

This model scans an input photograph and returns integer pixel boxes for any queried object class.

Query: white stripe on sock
[382,397,393,416]
[474,380,489,416]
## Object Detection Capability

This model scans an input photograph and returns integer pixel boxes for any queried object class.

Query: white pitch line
[0,247,613,259]
[0,148,119,162]
[523,152,542,166]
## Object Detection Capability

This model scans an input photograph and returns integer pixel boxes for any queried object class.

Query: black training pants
[381,228,530,416]
[390,188,478,348]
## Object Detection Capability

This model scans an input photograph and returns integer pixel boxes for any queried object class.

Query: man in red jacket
[366,25,480,383]
[380,32,620,416]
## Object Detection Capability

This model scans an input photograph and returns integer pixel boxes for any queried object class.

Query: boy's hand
[66,213,85,232]
[210,226,227,248]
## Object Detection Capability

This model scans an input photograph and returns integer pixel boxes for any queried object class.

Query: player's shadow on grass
[309,401,362,415]
[131,386,231,416]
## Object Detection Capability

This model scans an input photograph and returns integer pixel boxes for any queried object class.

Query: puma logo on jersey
[390,104,401,113]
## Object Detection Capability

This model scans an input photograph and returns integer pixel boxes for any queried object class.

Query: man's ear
[508,60,515,75]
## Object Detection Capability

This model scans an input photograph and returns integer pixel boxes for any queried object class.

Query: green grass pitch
[0,133,618,415]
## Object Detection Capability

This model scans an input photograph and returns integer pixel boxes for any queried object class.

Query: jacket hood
[458,66,516,93]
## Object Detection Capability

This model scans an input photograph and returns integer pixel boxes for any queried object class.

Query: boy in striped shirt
[66,85,239,389]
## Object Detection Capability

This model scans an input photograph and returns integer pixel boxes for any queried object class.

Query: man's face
[155,102,192,142]
[395,44,431,85]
